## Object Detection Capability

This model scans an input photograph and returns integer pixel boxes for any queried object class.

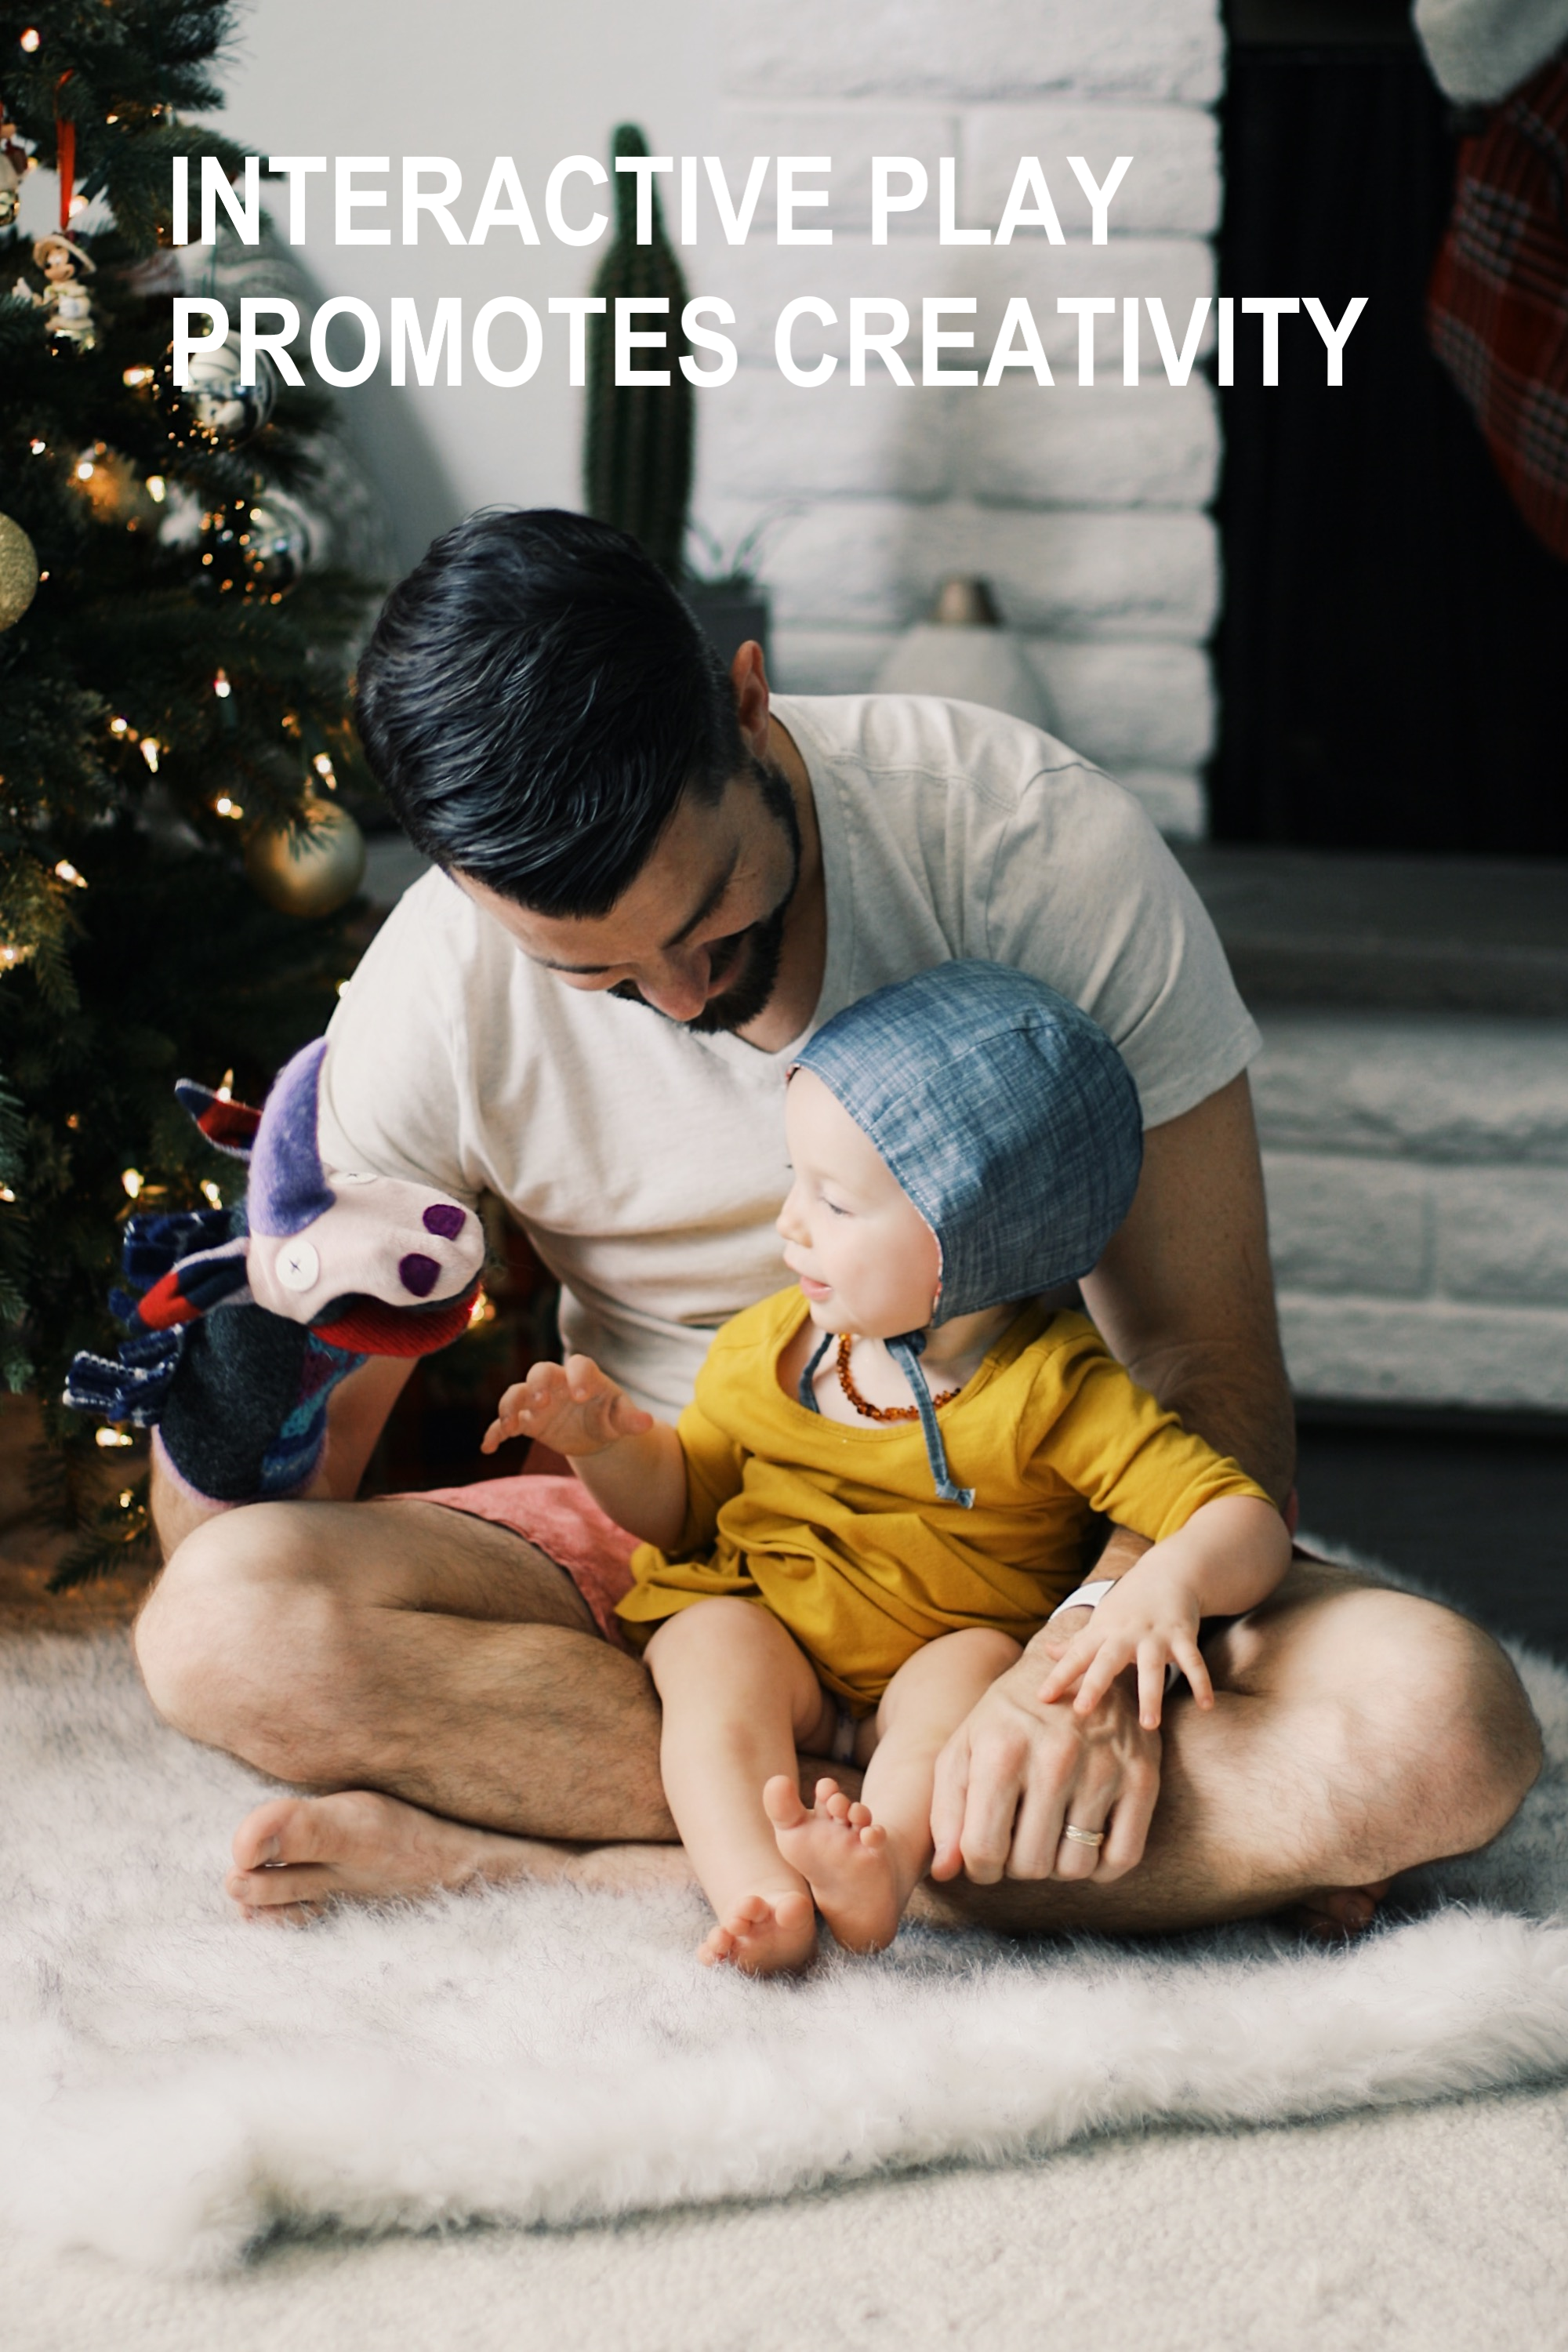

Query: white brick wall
[1254,1013,1568,1410]
[694,0,1225,840]
[722,0,1225,106]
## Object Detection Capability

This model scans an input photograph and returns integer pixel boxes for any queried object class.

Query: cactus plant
[585,124,693,577]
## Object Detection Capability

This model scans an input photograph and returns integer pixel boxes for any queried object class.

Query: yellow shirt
[615,1287,1272,1710]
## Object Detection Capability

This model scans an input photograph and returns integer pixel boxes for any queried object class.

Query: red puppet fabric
[1428,49,1568,559]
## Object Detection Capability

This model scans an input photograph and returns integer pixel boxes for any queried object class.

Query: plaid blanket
[1428,49,1568,559]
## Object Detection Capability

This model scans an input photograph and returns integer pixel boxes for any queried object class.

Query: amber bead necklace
[835,1332,959,1421]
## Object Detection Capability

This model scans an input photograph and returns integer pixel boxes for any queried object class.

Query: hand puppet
[64,1038,484,1505]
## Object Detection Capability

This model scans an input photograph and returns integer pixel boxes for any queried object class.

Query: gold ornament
[245,796,365,918]
[0,511,39,631]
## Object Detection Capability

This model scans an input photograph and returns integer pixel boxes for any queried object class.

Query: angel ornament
[33,230,96,348]
[0,111,32,231]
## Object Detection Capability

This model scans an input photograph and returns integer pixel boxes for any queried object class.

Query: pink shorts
[398,1474,639,1649]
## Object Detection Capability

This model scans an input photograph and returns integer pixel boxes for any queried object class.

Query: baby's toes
[845,1800,873,1829]
[764,1774,809,1831]
[858,1821,887,1853]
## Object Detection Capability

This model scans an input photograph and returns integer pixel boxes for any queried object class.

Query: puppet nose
[398,1254,441,1298]
[423,1204,466,1240]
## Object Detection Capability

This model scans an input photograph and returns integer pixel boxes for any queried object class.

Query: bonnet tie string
[798,1322,973,1507]
[887,1330,975,1508]
[797,1327,833,1413]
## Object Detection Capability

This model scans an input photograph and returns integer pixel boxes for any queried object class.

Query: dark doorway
[1210,14,1568,853]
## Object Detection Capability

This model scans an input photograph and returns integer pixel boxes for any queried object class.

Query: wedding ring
[1062,1824,1105,1848]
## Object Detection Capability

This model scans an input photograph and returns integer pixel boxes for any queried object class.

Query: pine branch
[0,0,386,1566]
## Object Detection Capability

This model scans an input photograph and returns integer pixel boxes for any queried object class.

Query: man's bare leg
[135,1497,678,1917]
[915,1560,1540,1936]
[142,1499,858,1921]
[136,1505,1538,1930]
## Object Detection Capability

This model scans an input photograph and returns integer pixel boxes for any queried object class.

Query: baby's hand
[1036,1557,1212,1730]
[481,1354,654,1459]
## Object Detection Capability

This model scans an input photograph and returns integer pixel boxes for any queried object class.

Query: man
[136,510,1539,1932]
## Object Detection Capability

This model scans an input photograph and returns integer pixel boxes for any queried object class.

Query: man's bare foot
[1290,1880,1393,1942]
[764,1773,904,1955]
[698,1889,818,1976]
[225,1790,553,1922]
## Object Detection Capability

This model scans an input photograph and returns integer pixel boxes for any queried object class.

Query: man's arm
[1082,1067,1294,1505]
[931,1068,1293,1884]
[151,1354,415,1561]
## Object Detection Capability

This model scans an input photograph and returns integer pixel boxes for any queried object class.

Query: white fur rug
[2,1587,1567,2276]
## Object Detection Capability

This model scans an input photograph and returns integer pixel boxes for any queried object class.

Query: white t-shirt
[320,695,1260,1416]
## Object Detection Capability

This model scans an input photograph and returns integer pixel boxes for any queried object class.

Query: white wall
[212,0,1221,834]
[694,0,1224,837]
[210,0,726,549]
[1255,1012,1568,1411]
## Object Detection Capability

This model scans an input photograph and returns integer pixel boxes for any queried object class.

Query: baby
[484,963,1290,1974]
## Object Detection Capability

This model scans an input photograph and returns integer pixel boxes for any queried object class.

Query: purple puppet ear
[246,1039,336,1239]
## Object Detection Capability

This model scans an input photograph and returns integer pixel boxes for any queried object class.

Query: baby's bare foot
[764,1774,902,1955]
[699,1888,818,1976]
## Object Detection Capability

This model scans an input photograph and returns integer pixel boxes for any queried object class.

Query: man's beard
[612,757,802,1036]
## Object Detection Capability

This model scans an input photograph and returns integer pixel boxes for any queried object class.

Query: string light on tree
[70,442,159,530]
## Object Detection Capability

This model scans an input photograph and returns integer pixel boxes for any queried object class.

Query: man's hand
[929,1618,1162,1885]
[483,1355,654,1459]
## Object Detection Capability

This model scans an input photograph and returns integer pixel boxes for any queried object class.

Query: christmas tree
[0,2,382,1581]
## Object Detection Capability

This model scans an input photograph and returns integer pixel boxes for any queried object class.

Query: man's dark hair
[355,509,746,917]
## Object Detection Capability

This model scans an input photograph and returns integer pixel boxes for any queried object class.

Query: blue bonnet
[791,960,1144,1504]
